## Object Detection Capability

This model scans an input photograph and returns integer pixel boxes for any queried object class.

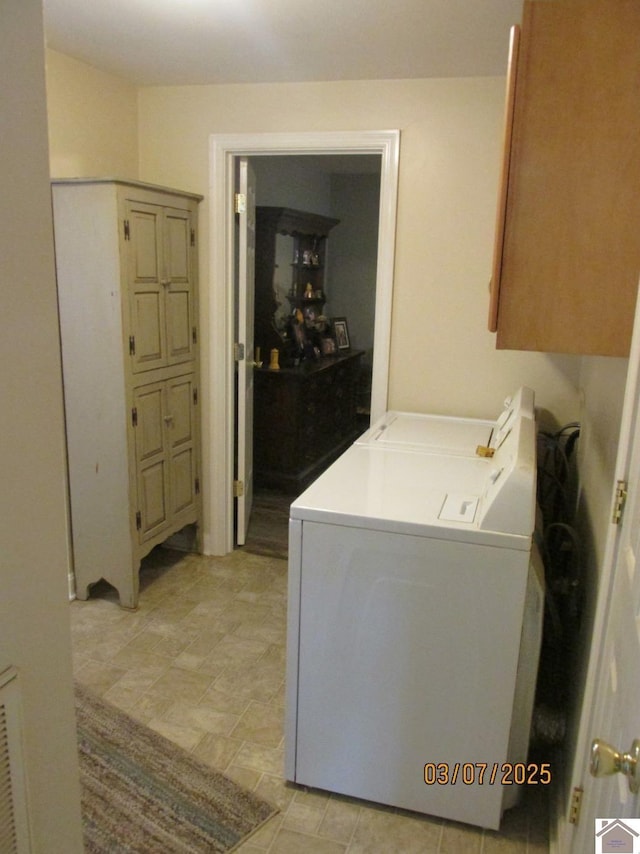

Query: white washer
[356,386,535,457]
[285,412,543,830]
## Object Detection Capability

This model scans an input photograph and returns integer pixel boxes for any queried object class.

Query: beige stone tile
[109,645,172,673]
[282,792,328,834]
[258,643,286,668]
[231,843,265,853]
[114,628,168,655]
[149,633,194,659]
[199,685,252,716]
[224,763,263,792]
[162,698,239,736]
[146,717,204,751]
[439,819,482,852]
[233,741,284,776]
[110,661,170,693]
[254,774,297,813]
[192,732,243,771]
[231,700,284,748]
[128,688,175,723]
[241,813,284,850]
[349,806,442,853]
[481,834,527,853]
[102,681,145,713]
[318,797,361,844]
[202,635,271,669]
[271,827,347,853]
[234,618,286,646]
[73,659,127,695]
[150,665,213,702]
[180,628,226,658]
[213,661,283,704]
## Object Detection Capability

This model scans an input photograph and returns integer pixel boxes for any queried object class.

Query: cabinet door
[164,208,196,366]
[126,201,197,373]
[127,202,167,373]
[492,1,640,356]
[166,373,198,518]
[134,381,170,541]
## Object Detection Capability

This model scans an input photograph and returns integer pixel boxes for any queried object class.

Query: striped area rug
[75,682,277,852]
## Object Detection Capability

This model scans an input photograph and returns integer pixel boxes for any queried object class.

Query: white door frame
[206,130,400,555]
[556,284,640,854]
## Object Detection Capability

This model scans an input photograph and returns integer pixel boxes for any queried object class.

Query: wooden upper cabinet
[489,0,640,356]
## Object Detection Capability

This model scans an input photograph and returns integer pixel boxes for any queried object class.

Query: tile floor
[70,546,550,853]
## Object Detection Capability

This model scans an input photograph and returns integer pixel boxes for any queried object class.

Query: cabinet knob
[163,414,174,425]
[160,278,171,287]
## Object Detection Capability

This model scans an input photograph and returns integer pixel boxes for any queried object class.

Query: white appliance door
[292,520,530,830]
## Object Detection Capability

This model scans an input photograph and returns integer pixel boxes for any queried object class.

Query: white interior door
[568,286,640,852]
[235,157,256,545]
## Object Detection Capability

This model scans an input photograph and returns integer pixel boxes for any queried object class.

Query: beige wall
[46,48,138,179]
[43,60,582,421]
[2,7,83,851]
[137,77,582,425]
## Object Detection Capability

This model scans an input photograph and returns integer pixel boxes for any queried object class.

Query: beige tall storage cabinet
[52,179,203,608]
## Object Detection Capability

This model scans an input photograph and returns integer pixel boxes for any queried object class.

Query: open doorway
[241,153,382,552]
[207,131,400,556]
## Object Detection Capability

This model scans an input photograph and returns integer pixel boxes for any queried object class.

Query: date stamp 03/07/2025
[424,762,552,787]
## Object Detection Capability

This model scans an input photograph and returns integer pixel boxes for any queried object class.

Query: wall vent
[0,668,31,852]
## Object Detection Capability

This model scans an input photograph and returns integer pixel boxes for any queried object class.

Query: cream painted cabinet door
[134,374,198,545]
[134,381,170,542]
[127,202,166,373]
[164,207,196,367]
[126,201,196,373]
[166,373,198,520]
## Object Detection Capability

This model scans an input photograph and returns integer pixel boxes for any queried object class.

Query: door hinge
[195,476,200,496]
[129,335,136,356]
[192,325,198,345]
[234,479,244,498]
[568,786,583,824]
[234,342,245,361]
[235,193,246,214]
[612,479,628,525]
[190,228,196,247]
[135,511,142,531]
[193,387,198,405]
[123,219,130,241]
[131,407,138,428]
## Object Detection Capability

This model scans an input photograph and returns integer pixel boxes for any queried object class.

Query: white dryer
[356,385,535,457]
[285,411,543,830]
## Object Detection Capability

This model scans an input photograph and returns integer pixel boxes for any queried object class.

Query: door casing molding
[207,130,400,555]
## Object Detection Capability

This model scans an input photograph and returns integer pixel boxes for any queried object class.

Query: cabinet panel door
[494,1,640,355]
[172,448,196,515]
[134,382,170,540]
[166,374,197,517]
[127,202,167,373]
[165,209,195,366]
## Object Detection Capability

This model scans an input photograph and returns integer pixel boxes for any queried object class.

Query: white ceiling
[42,0,522,87]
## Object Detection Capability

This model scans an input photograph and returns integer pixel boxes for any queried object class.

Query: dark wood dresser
[254,350,364,493]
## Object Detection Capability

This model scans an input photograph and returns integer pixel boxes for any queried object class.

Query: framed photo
[332,317,350,350]
[321,336,337,356]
